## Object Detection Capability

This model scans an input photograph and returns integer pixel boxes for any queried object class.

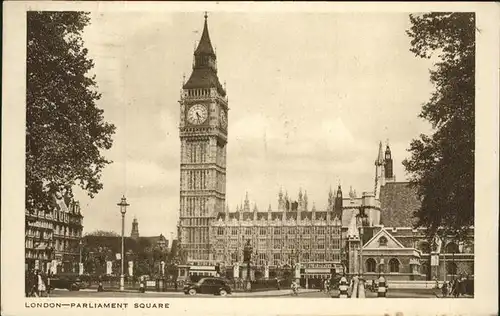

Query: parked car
[183,277,232,296]
[49,276,83,291]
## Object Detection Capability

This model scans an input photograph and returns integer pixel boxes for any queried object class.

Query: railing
[80,276,292,293]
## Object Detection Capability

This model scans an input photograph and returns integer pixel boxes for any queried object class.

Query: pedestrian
[139,275,145,293]
[441,281,448,298]
[47,270,53,295]
[97,275,104,292]
[36,270,47,297]
[276,277,280,290]
[26,269,36,297]
[452,279,458,298]
[290,280,299,296]
[324,278,330,293]
[458,275,466,297]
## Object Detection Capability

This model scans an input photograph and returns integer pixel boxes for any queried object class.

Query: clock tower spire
[178,13,228,264]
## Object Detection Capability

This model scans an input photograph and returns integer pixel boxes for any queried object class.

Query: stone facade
[25,194,83,273]
[173,15,475,284]
[210,192,343,271]
[178,15,228,262]
[343,141,475,281]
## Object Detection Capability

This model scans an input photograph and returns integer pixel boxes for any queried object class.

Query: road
[47,288,455,298]
[364,288,439,298]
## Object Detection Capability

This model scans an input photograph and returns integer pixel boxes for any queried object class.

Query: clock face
[219,110,227,128]
[187,104,208,125]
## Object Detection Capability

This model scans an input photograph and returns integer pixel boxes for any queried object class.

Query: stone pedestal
[430,253,440,280]
[160,261,165,275]
[128,261,134,276]
[233,264,240,279]
[240,266,255,280]
[294,264,301,282]
[106,261,113,275]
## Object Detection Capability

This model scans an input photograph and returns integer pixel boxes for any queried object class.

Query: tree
[403,13,475,240]
[85,230,120,237]
[26,12,115,214]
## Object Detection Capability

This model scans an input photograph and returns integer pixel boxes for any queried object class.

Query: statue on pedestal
[243,239,253,291]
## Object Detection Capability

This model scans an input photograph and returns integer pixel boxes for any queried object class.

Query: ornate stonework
[178,15,228,263]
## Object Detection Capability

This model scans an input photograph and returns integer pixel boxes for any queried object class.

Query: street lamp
[79,239,83,275]
[117,195,129,291]
[355,206,368,277]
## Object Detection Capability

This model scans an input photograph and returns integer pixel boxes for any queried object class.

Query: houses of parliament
[176,14,474,282]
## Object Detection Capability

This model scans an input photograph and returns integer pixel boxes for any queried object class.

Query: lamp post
[79,239,83,275]
[355,207,368,277]
[117,195,129,291]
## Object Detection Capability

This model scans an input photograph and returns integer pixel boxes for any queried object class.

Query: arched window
[446,262,457,275]
[445,242,459,254]
[389,258,400,273]
[378,236,388,246]
[366,258,377,272]
[418,241,431,254]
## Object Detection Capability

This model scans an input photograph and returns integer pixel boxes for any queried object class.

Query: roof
[194,15,215,56]
[195,16,216,56]
[379,182,420,227]
[183,15,226,96]
[141,235,168,246]
[183,67,226,96]
[363,227,405,249]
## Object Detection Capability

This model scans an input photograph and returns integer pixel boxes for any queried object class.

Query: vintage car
[183,277,232,296]
[48,274,85,291]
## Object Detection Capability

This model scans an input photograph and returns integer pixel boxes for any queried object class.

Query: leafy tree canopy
[85,230,120,237]
[26,11,115,214]
[403,13,475,240]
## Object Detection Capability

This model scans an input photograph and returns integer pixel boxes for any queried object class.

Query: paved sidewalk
[231,289,319,297]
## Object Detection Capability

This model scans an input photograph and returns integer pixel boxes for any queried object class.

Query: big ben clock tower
[178,13,228,263]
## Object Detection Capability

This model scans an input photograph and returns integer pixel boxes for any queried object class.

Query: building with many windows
[174,14,474,285]
[210,190,343,282]
[25,193,83,273]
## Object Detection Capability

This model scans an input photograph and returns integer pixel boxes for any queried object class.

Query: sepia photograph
[2,2,499,316]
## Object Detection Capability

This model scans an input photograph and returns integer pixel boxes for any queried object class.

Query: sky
[75,12,435,238]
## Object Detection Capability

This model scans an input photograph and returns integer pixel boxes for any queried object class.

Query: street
[47,289,324,298]
[45,288,448,298]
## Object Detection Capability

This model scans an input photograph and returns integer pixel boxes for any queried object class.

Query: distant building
[131,217,140,240]
[25,193,83,273]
